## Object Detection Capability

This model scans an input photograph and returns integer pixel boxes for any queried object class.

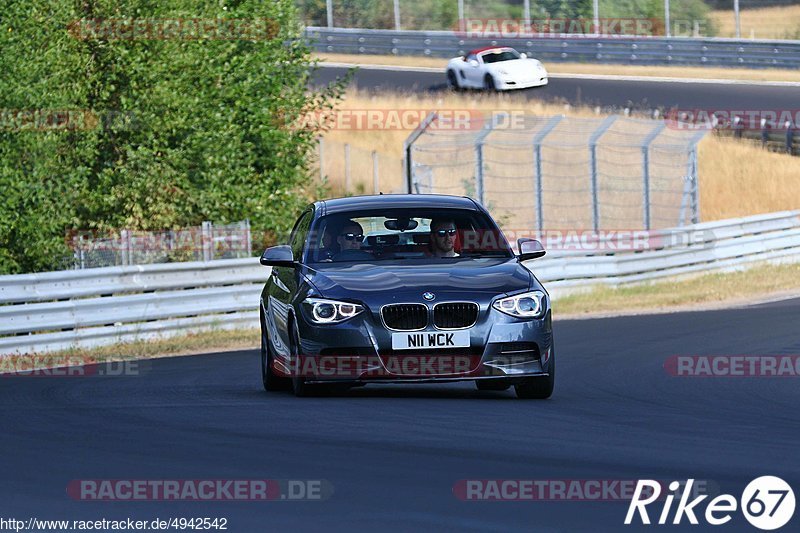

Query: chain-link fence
[406,113,708,231]
[68,221,252,269]
[317,138,405,195]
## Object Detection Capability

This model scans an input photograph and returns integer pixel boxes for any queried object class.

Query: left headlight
[492,290,546,319]
[303,297,364,324]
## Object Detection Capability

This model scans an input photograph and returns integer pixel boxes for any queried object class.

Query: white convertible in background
[446,46,548,91]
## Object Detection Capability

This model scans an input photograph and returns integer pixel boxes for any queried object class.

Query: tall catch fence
[405,113,708,231]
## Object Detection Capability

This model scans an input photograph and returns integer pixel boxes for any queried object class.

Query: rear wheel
[514,346,555,399]
[261,317,291,392]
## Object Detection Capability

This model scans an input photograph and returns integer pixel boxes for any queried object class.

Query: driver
[429,218,459,258]
[336,220,364,251]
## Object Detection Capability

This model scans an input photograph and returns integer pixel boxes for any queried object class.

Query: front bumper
[497,74,549,90]
[288,303,553,384]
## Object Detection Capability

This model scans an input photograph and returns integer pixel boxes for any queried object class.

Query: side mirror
[517,238,546,261]
[520,52,527,59]
[260,245,296,267]
[469,59,479,68]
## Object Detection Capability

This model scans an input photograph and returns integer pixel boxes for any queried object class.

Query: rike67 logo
[626,477,795,530]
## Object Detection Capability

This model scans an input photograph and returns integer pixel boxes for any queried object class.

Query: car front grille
[433,302,479,329]
[382,304,428,330]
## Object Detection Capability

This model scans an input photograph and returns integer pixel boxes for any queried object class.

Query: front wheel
[483,74,497,91]
[261,320,291,392]
[447,70,460,90]
[290,320,327,397]
[515,346,555,399]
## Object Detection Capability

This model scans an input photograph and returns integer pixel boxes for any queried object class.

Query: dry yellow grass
[315,52,800,83]
[711,5,800,40]
[319,89,800,222]
[554,262,800,316]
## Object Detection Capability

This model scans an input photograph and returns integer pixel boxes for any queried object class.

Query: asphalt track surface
[312,65,800,111]
[3,298,800,532]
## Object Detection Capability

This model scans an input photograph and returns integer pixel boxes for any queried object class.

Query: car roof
[315,194,480,216]
[468,46,514,56]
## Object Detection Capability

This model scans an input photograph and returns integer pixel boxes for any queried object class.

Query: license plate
[391,330,470,350]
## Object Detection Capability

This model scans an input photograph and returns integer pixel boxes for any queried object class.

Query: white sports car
[446,46,548,91]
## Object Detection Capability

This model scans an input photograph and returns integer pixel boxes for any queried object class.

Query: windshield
[308,208,513,263]
[481,50,520,64]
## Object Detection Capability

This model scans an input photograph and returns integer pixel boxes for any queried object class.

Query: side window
[288,210,313,261]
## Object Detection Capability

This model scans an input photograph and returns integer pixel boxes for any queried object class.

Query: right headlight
[492,290,546,319]
[303,297,364,324]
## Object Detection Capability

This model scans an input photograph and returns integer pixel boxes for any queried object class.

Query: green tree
[0,0,347,273]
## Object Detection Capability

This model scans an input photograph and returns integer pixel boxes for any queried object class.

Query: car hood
[304,258,534,304]
[488,58,543,75]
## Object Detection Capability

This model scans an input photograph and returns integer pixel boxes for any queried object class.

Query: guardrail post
[474,120,495,206]
[201,221,213,262]
[326,0,333,29]
[403,111,437,193]
[532,115,563,231]
[588,115,618,232]
[641,122,666,230]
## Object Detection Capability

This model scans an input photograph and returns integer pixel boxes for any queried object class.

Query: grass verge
[315,52,800,83]
[2,328,259,370]
[553,262,800,317]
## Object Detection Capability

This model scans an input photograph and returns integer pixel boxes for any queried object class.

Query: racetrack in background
[312,64,800,111]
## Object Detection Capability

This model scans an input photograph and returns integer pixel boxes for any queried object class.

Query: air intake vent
[433,302,478,329]
[382,304,428,330]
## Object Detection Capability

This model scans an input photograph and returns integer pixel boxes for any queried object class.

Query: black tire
[476,379,510,391]
[447,70,460,91]
[514,346,555,399]
[483,74,497,91]
[261,317,291,392]
[290,319,327,397]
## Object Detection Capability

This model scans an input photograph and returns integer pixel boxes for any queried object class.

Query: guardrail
[305,27,800,69]
[1,211,799,355]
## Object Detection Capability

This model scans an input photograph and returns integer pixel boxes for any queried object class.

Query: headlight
[304,298,363,324]
[492,290,546,318]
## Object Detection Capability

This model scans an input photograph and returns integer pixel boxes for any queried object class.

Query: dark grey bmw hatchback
[259,194,554,399]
